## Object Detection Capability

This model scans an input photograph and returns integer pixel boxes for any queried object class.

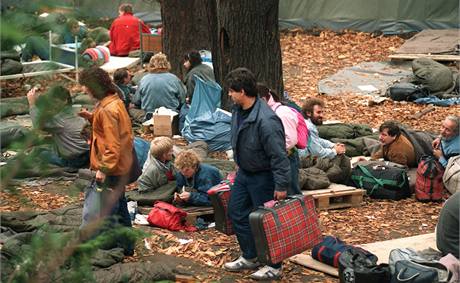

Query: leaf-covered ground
[1,30,457,282]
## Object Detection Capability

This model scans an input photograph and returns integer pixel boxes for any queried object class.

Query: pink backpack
[290,108,308,149]
[274,105,308,149]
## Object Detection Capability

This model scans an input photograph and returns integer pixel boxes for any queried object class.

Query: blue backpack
[311,236,351,267]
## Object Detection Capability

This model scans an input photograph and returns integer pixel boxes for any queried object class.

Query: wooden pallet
[302,183,365,210]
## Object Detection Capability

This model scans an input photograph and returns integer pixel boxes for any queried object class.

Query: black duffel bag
[351,162,411,200]
[339,247,390,283]
[387,83,429,101]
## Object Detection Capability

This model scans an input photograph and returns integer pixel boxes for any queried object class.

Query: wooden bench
[302,183,365,210]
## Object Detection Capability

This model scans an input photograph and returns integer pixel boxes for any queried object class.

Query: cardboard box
[153,114,179,137]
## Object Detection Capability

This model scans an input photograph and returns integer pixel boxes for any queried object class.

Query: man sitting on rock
[432,115,460,168]
[371,121,416,167]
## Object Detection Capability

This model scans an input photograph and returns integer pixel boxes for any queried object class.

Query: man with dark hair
[223,67,290,280]
[78,67,137,256]
[109,3,150,56]
[371,121,416,167]
[301,98,351,184]
[183,50,215,102]
[432,115,460,168]
[302,98,346,158]
[27,85,89,168]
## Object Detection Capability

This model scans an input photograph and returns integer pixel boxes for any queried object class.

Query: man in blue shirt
[433,115,460,168]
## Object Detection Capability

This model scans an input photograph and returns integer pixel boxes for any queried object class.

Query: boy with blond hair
[137,136,175,193]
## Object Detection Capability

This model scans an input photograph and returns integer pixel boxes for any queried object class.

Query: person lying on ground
[132,53,186,121]
[432,115,460,168]
[182,50,215,103]
[109,3,150,56]
[173,149,221,206]
[27,85,89,168]
[301,98,351,184]
[258,83,301,195]
[302,98,346,158]
[137,137,176,193]
[367,121,416,167]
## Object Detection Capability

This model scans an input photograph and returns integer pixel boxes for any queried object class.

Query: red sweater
[109,13,150,56]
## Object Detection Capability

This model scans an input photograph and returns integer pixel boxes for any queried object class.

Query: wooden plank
[314,190,365,210]
[359,233,437,264]
[389,53,460,62]
[303,183,359,196]
[290,254,339,277]
[291,233,437,277]
[100,56,140,73]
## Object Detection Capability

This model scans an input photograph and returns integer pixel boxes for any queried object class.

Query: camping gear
[442,155,460,194]
[338,247,390,283]
[389,248,452,283]
[82,46,110,66]
[391,260,451,283]
[181,76,232,152]
[208,180,234,235]
[298,167,331,190]
[415,156,445,202]
[146,201,197,232]
[311,236,351,268]
[249,195,322,265]
[387,83,429,101]
[351,162,410,200]
[412,58,454,97]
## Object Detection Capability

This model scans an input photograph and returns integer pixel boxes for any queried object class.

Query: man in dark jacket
[223,68,290,280]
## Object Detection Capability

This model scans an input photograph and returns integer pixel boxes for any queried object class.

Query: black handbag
[339,247,390,283]
[387,83,429,101]
[391,260,451,283]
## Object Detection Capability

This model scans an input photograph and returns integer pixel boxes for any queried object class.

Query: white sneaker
[250,265,282,280]
[224,256,260,271]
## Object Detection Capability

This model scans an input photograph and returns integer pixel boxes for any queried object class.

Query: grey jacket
[137,158,175,193]
[30,106,89,158]
[231,98,290,192]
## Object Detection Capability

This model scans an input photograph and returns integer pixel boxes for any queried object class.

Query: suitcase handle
[259,196,309,229]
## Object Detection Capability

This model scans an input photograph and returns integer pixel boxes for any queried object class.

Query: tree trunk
[214,0,283,110]
[160,0,216,79]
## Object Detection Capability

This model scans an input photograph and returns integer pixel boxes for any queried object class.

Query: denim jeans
[228,169,281,268]
[288,150,301,196]
[38,148,89,168]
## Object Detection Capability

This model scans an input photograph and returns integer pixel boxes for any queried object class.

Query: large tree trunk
[214,0,283,110]
[160,0,216,79]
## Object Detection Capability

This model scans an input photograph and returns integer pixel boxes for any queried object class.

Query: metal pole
[75,36,79,82]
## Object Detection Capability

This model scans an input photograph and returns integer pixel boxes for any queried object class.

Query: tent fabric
[279,0,460,34]
[181,76,231,152]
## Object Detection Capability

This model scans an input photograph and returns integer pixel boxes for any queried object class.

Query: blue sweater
[176,163,222,206]
[134,72,186,112]
[440,135,460,167]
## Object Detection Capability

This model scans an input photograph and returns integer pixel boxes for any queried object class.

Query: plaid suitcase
[249,195,322,265]
[207,172,236,235]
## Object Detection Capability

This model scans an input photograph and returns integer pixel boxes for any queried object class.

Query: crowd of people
[14,3,459,281]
